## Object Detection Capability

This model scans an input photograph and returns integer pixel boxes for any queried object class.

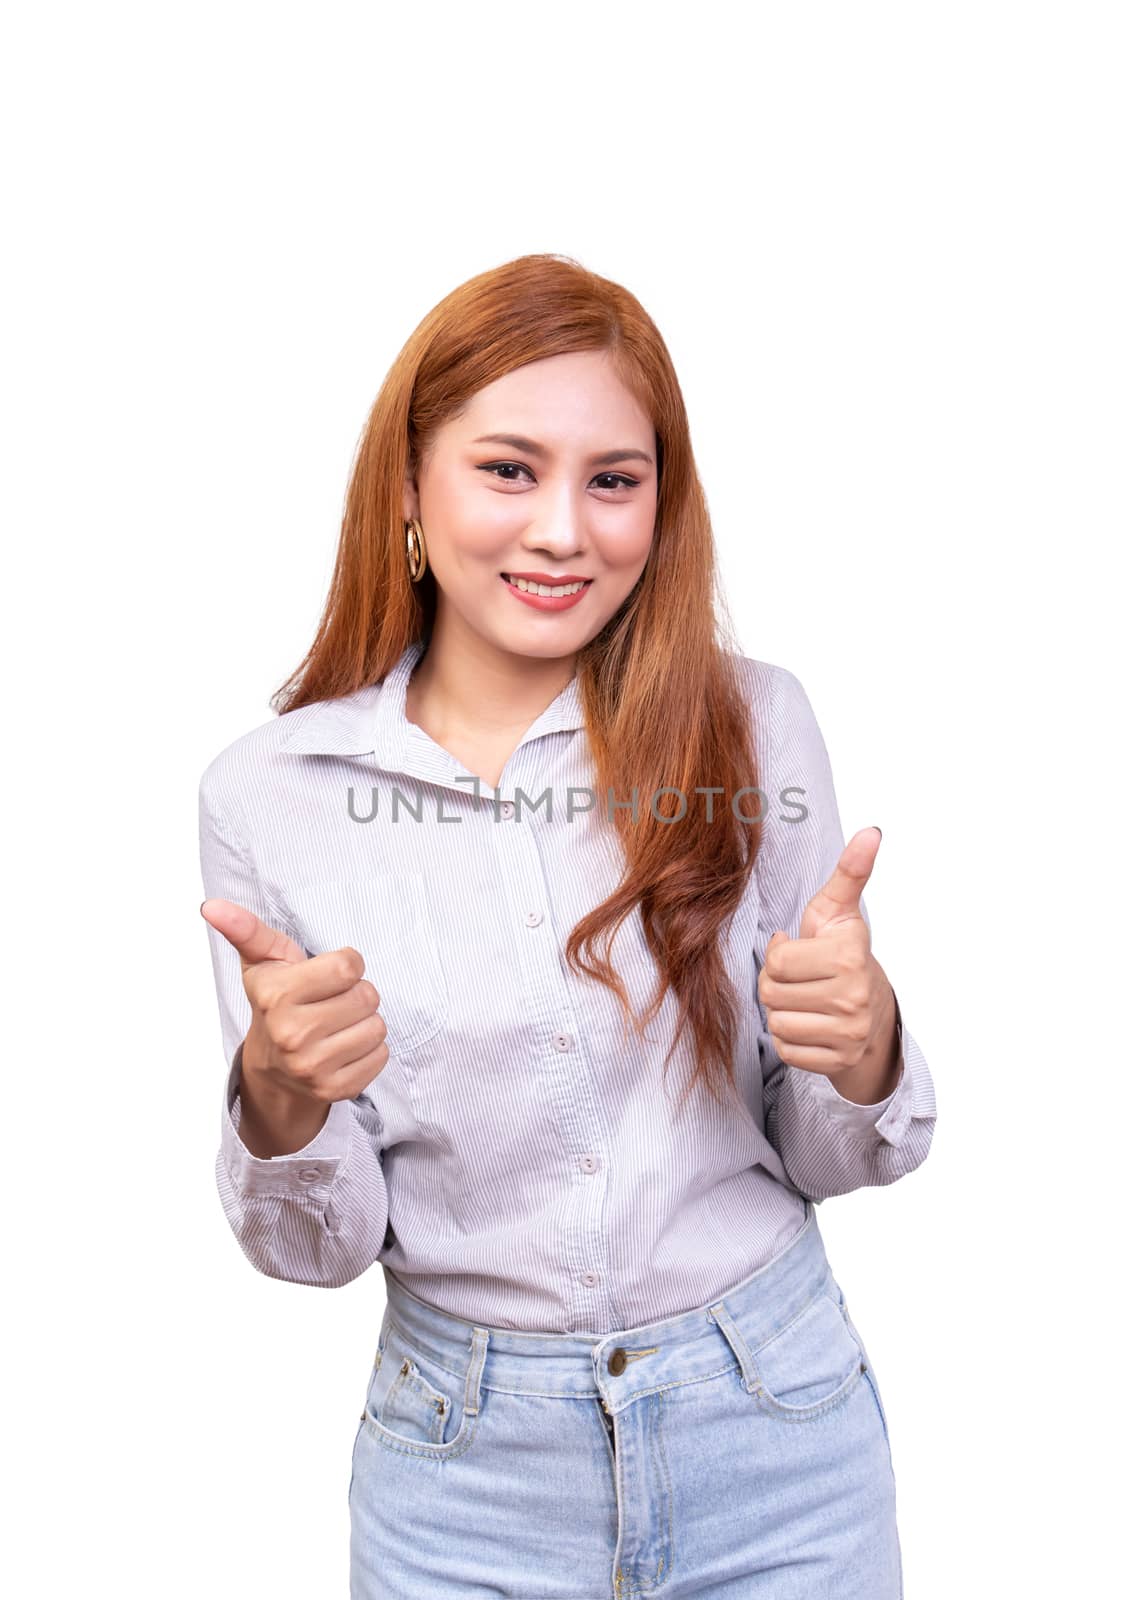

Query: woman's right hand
[200,898,389,1156]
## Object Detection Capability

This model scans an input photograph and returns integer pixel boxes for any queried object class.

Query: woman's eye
[478,462,639,492]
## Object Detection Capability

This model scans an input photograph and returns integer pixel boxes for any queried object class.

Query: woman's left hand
[758,826,901,1105]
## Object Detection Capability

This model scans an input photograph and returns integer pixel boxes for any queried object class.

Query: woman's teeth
[503,576,589,596]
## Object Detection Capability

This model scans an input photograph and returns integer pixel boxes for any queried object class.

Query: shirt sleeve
[753,664,938,1201]
[199,773,389,1287]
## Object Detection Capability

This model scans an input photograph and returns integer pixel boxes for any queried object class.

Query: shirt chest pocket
[286,870,448,1055]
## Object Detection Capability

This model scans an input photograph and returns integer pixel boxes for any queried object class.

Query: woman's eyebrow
[471,432,654,468]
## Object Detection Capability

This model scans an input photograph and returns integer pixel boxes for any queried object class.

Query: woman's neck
[403,627,578,790]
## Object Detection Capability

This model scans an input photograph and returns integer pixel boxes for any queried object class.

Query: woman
[198,252,936,1598]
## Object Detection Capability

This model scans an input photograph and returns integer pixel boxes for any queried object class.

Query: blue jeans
[348,1200,901,1597]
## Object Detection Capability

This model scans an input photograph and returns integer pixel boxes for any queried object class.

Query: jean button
[607,1349,628,1375]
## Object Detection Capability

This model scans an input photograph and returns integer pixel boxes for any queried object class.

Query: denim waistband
[380,1198,830,1412]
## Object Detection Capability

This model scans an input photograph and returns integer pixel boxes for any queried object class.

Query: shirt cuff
[220,1043,353,1198]
[791,999,919,1147]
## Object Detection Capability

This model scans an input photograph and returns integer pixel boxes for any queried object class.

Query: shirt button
[579,1154,599,1173]
[500,801,516,819]
[552,1032,573,1052]
[581,1271,599,1288]
[296,1167,322,1185]
[525,910,543,927]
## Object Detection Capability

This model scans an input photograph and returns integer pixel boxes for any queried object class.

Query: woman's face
[404,349,658,663]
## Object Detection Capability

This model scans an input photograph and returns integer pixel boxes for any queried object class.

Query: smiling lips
[500,572,593,610]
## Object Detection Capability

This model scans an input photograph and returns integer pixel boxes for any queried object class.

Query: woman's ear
[402,466,419,523]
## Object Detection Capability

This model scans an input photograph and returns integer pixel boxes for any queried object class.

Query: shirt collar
[279,640,587,778]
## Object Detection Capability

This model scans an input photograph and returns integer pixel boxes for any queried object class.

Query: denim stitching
[862,1367,892,1449]
[650,1389,675,1592]
[749,1359,866,1423]
[383,1276,845,1415]
[611,1381,628,1591]
[715,1283,867,1423]
[362,1406,480,1461]
[612,1390,674,1596]
[347,1416,365,1506]
[362,1321,488,1460]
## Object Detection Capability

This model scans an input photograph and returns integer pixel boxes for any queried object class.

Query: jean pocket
[747,1284,867,1422]
[359,1315,483,1460]
[286,870,448,1055]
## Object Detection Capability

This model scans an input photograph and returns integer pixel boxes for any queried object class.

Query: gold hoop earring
[405,517,427,582]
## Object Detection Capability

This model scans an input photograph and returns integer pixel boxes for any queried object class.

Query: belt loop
[464,1327,490,1416]
[707,1300,763,1398]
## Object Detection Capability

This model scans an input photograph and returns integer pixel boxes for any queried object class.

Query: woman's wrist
[237,1048,330,1158]
[830,1009,901,1105]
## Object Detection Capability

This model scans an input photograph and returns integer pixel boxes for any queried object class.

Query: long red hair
[273,253,764,1108]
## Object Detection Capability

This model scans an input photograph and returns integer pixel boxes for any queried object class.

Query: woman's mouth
[500,573,593,611]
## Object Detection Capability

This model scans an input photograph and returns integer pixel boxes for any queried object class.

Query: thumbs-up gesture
[757,826,901,1105]
[201,898,389,1156]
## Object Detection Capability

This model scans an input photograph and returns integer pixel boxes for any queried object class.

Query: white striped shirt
[198,642,936,1333]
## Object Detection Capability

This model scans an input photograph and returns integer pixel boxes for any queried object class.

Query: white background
[5,2,1144,1594]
